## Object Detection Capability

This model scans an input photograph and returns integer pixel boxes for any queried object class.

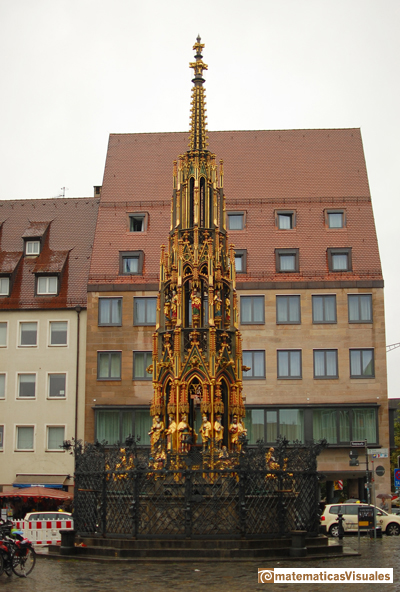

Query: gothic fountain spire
[189,35,208,152]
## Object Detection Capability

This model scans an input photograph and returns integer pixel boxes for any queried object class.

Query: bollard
[59,529,76,555]
[289,530,307,558]
[337,512,345,541]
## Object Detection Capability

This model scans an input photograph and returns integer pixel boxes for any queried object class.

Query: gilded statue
[165,414,177,451]
[171,290,178,324]
[191,289,201,326]
[178,413,194,453]
[229,414,247,451]
[214,413,224,449]
[148,415,164,453]
[199,413,212,452]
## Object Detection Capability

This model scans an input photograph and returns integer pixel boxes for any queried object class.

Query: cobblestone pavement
[2,537,400,591]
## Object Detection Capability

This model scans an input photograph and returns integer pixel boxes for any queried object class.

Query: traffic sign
[394,469,400,488]
[369,448,388,458]
[351,441,366,447]
[375,465,385,477]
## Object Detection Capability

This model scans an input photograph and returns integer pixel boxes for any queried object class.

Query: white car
[321,503,400,537]
[24,511,72,523]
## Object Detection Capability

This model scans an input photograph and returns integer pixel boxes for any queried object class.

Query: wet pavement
[2,537,400,591]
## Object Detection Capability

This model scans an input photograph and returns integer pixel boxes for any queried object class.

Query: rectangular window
[25,241,40,255]
[327,211,344,228]
[16,426,34,450]
[134,297,156,326]
[312,295,337,323]
[246,408,304,444]
[227,213,244,230]
[0,374,5,399]
[276,295,300,324]
[20,322,37,346]
[0,277,10,296]
[266,410,278,442]
[99,298,122,326]
[18,374,36,398]
[0,322,7,346]
[49,321,68,346]
[129,214,146,232]
[48,374,66,398]
[37,276,58,295]
[95,408,152,446]
[277,211,295,229]
[120,251,143,275]
[47,426,65,451]
[352,408,377,441]
[279,409,304,442]
[276,249,299,272]
[240,296,265,324]
[313,409,338,444]
[97,352,122,380]
[328,248,352,271]
[312,407,376,444]
[348,294,372,323]
[313,349,338,379]
[242,350,265,379]
[277,350,302,379]
[350,349,374,378]
[246,409,265,444]
[133,352,152,380]
[234,250,247,273]
[0,426,3,450]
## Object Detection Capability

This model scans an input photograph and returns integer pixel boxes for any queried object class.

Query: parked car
[321,503,400,537]
[24,511,72,522]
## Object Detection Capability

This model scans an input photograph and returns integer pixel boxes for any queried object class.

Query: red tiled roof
[0,198,99,309]
[89,129,382,285]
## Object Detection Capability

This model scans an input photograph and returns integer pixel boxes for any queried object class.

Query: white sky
[1,0,400,396]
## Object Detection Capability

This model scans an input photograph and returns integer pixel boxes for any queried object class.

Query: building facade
[85,42,389,499]
[0,197,99,492]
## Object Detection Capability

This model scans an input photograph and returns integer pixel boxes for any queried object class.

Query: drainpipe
[74,306,82,442]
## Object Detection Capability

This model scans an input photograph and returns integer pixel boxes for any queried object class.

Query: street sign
[349,450,359,459]
[375,465,385,477]
[351,441,366,447]
[394,469,400,488]
[358,506,374,529]
[369,448,388,458]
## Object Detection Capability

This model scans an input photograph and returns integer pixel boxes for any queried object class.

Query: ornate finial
[189,36,208,151]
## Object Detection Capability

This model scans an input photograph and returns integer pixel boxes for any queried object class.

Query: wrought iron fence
[65,437,326,539]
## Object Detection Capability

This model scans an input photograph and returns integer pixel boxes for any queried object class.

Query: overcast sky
[1,0,400,396]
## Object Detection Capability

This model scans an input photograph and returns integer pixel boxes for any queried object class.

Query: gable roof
[89,129,382,287]
[0,197,99,309]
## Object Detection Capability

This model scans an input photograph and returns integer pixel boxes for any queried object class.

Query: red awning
[0,487,72,500]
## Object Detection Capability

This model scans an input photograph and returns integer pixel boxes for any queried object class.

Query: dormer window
[128,213,147,232]
[0,277,10,296]
[25,240,40,256]
[37,276,58,295]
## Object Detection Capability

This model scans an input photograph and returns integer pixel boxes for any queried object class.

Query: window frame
[98,297,123,326]
[234,249,247,274]
[19,321,38,347]
[312,406,378,445]
[312,294,337,324]
[47,372,67,399]
[326,209,346,229]
[0,425,3,451]
[128,213,147,232]
[119,251,144,275]
[25,240,41,256]
[242,350,266,380]
[313,349,339,379]
[227,211,245,231]
[240,295,265,325]
[94,406,152,446]
[132,351,153,380]
[36,275,58,296]
[133,297,157,326]
[327,248,352,272]
[276,210,296,230]
[97,351,122,381]
[276,295,301,324]
[46,425,66,452]
[15,425,35,451]
[0,373,5,399]
[0,321,7,347]
[49,320,68,347]
[17,372,37,399]
[349,348,375,378]
[348,294,373,324]
[275,248,299,273]
[0,276,10,296]
[245,407,305,445]
[277,349,302,379]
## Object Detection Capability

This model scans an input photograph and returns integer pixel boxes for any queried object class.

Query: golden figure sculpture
[164,291,171,323]
[214,290,222,327]
[165,414,177,451]
[178,413,194,453]
[214,413,224,449]
[199,413,212,452]
[171,290,178,324]
[229,415,247,451]
[225,297,231,325]
[191,289,201,327]
[148,414,164,453]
